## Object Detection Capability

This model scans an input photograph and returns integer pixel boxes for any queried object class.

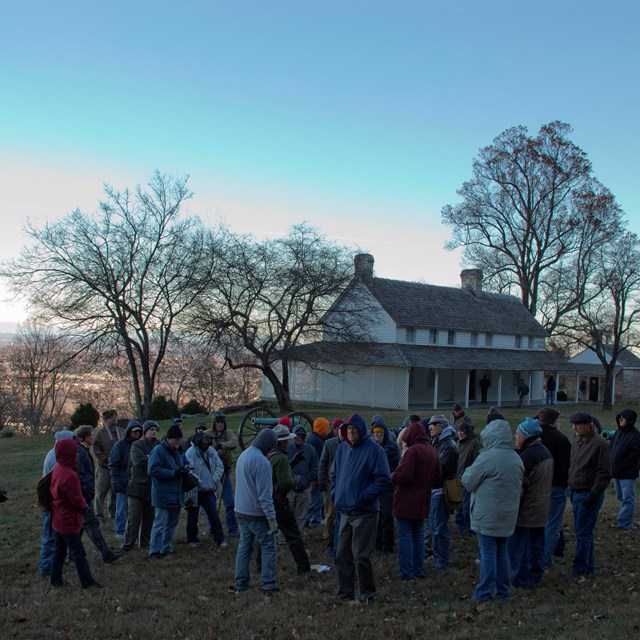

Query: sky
[1,0,639,327]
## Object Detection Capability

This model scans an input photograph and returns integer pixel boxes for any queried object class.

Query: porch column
[574,374,580,403]
[464,370,470,409]
[553,370,558,404]
[433,369,439,410]
[497,373,503,406]
[527,372,533,406]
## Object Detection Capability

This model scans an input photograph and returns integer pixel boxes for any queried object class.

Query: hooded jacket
[204,421,238,471]
[331,413,391,515]
[391,422,441,519]
[185,432,224,495]
[148,438,186,509]
[610,409,640,479]
[371,415,401,474]
[109,421,142,493]
[431,424,459,490]
[287,427,318,492]
[50,439,87,534]
[456,431,481,479]
[462,420,524,537]
[234,428,277,520]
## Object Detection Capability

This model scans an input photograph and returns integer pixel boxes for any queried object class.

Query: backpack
[36,471,53,512]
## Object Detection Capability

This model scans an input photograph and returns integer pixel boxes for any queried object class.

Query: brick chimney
[354,253,374,283]
[460,269,483,293]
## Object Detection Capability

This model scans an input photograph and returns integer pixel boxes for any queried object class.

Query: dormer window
[406,327,415,343]
[485,332,493,347]
[515,335,521,349]
[430,328,437,344]
[448,330,455,345]
[471,331,478,346]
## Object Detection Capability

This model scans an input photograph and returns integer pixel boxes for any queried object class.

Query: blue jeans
[186,490,225,545]
[429,492,451,568]
[50,531,96,589]
[474,533,510,602]
[37,511,55,576]
[114,491,128,537]
[455,489,472,533]
[614,478,636,529]
[571,490,605,575]
[544,486,567,566]
[149,507,181,555]
[545,390,555,405]
[508,526,545,588]
[396,517,425,579]
[234,517,277,591]
[221,473,238,535]
[307,484,324,526]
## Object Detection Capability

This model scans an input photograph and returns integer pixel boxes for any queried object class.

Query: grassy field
[1,403,639,640]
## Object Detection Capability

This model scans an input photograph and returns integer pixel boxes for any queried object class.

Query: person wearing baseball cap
[566,411,612,577]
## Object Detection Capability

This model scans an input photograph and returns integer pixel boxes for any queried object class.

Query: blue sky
[1,0,639,325]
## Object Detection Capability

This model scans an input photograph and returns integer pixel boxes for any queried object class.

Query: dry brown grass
[1,404,640,640]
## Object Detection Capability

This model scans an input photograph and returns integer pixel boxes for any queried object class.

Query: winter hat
[273,425,295,441]
[536,407,560,427]
[195,420,207,431]
[166,423,184,440]
[569,411,593,425]
[457,423,473,437]
[213,412,227,424]
[517,417,542,438]
[127,419,143,430]
[331,418,345,430]
[428,415,449,426]
[54,429,75,441]
[486,409,505,424]
[293,425,306,438]
[313,417,330,438]
[142,420,160,434]
[453,403,463,412]
[277,416,292,430]
[616,409,638,428]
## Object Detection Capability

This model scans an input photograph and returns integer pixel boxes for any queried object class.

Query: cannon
[601,429,615,441]
[237,407,314,450]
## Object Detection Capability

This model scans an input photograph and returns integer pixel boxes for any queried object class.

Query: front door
[589,377,599,402]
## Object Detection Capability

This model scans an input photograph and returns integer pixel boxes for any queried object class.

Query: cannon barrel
[250,417,280,426]
[601,429,615,441]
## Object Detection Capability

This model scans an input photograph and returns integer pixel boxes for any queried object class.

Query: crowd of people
[32,403,640,604]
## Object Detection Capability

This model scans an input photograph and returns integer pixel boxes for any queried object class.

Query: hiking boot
[219,541,229,550]
[103,550,122,564]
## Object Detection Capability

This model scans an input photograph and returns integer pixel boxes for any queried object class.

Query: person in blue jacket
[147,422,189,559]
[332,413,391,603]
[109,419,143,537]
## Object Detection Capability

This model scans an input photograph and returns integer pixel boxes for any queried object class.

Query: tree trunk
[601,364,615,411]
[262,366,293,413]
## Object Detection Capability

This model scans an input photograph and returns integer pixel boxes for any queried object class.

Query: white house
[561,346,640,405]
[263,254,570,411]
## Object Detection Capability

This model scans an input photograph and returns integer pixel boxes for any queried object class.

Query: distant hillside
[0,322,17,335]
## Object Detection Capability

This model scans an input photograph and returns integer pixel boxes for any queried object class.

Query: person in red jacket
[391,421,442,580]
[49,438,100,590]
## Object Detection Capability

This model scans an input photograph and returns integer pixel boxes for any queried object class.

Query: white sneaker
[219,541,229,550]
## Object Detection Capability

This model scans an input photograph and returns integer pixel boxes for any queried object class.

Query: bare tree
[442,121,623,329]
[1,172,219,419]
[190,224,367,412]
[5,323,76,434]
[558,231,640,410]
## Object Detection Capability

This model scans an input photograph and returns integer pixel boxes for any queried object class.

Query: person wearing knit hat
[510,417,553,588]
[93,410,123,522]
[147,420,189,559]
[536,407,560,427]
[610,409,640,529]
[277,416,292,430]
[538,408,571,567]
[287,425,318,537]
[123,420,159,552]
[306,418,331,528]
[318,419,345,554]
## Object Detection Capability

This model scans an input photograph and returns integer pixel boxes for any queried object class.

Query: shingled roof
[290,342,573,372]
[366,277,548,337]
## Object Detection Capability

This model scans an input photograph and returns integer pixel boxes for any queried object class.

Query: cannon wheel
[287,411,314,433]
[238,406,277,450]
